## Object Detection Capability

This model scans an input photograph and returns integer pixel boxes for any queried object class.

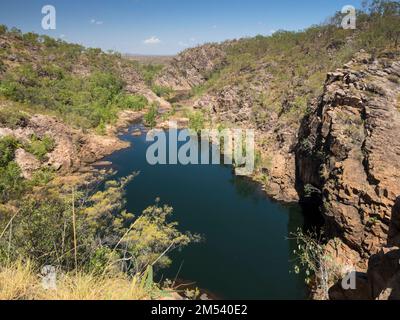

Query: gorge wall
[156,44,400,299]
[297,51,400,299]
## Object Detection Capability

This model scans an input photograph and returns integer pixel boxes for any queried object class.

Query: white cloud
[144,36,161,45]
[90,19,103,25]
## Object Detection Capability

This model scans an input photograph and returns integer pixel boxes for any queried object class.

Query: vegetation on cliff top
[0,27,151,131]
[0,0,398,300]
[0,27,197,300]
[191,0,399,125]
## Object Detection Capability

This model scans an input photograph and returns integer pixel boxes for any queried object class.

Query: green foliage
[22,32,39,45]
[358,0,400,48]
[0,29,151,130]
[1,192,77,267]
[0,136,20,167]
[28,167,55,187]
[24,135,55,161]
[88,247,119,275]
[192,1,399,127]
[115,94,148,111]
[0,173,198,277]
[0,136,24,202]
[0,108,28,129]
[152,85,173,99]
[83,175,136,237]
[300,138,313,154]
[291,229,340,299]
[303,184,321,198]
[121,203,200,273]
[0,161,24,202]
[189,111,205,133]
[0,25,8,35]
[144,104,158,128]
[140,265,155,292]
[0,66,128,128]
[140,64,164,86]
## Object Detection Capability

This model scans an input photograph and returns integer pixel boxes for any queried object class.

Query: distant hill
[124,54,175,65]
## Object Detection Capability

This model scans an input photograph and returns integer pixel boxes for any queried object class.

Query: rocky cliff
[156,38,400,299]
[0,111,136,177]
[297,51,400,299]
[155,40,305,202]
[155,43,227,91]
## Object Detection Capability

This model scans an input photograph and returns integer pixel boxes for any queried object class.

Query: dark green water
[103,125,306,300]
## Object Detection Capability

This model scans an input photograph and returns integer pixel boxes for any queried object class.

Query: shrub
[0,136,20,166]
[28,167,55,187]
[0,25,8,35]
[0,108,28,129]
[144,104,158,128]
[22,32,39,45]
[0,64,131,129]
[120,204,199,273]
[151,85,173,99]
[140,64,164,86]
[24,135,55,161]
[189,111,205,133]
[0,191,90,268]
[0,161,24,202]
[116,94,148,111]
[291,229,340,300]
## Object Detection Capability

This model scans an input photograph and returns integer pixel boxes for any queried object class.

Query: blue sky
[0,0,363,55]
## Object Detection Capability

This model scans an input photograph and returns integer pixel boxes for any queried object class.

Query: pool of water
[102,125,307,300]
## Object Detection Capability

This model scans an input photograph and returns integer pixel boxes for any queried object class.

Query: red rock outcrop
[297,51,400,299]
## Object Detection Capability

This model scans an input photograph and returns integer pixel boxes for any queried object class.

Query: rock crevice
[297,51,400,299]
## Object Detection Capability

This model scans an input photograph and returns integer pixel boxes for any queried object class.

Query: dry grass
[37,274,148,300]
[0,262,167,300]
[0,261,37,300]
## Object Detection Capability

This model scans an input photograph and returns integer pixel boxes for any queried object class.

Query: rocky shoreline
[0,108,145,179]
[154,45,400,299]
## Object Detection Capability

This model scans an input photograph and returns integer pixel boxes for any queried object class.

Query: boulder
[14,148,41,179]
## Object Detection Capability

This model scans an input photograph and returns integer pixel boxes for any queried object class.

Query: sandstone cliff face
[297,51,400,299]
[155,42,400,298]
[155,44,227,91]
[193,85,299,202]
[156,43,300,202]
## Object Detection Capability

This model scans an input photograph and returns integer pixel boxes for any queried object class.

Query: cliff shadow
[294,106,325,231]
[388,196,400,248]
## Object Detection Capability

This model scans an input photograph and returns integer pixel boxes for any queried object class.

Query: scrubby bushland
[0,135,198,299]
[0,29,151,131]
[191,0,399,126]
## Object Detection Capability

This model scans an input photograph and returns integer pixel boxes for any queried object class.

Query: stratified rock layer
[155,44,227,91]
[297,51,400,299]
